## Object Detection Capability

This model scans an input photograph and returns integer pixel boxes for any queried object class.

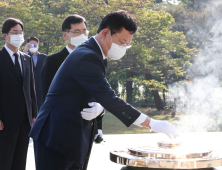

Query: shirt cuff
[133,113,147,127]
[23,50,27,54]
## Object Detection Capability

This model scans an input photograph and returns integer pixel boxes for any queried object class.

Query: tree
[0,0,196,111]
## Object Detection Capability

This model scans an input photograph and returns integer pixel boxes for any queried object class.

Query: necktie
[14,53,23,81]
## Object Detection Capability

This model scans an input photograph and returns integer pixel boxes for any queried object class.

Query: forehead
[10,24,23,31]
[115,27,134,42]
[69,22,86,31]
[29,40,38,44]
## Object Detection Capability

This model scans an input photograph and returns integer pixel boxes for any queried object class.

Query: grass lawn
[102,109,177,134]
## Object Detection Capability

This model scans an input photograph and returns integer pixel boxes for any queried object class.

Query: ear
[62,32,67,41]
[2,34,7,41]
[101,28,110,40]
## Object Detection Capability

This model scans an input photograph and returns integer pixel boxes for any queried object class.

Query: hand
[149,118,179,139]
[24,43,31,52]
[0,119,4,130]
[98,129,103,138]
[32,118,36,127]
[94,129,104,143]
[81,102,104,121]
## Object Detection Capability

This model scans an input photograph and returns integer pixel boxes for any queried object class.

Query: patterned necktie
[14,53,23,81]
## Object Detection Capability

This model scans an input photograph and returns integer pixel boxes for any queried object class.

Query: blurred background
[1,0,222,134]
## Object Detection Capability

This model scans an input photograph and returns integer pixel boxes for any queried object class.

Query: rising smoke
[169,1,222,132]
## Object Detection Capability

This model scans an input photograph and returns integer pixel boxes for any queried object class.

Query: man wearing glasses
[23,37,47,111]
[40,14,105,169]
[30,10,179,170]
[0,18,37,170]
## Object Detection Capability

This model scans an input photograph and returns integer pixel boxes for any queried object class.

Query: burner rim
[110,150,222,169]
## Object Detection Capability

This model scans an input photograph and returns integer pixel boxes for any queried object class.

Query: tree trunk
[145,72,164,110]
[163,89,166,107]
[126,71,133,104]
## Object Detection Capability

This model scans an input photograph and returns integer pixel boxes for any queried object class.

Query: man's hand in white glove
[81,102,104,121]
[94,129,104,143]
[98,129,103,138]
[141,117,179,139]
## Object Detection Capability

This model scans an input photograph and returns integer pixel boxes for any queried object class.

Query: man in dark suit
[0,18,37,170]
[30,10,179,170]
[23,37,47,110]
[41,15,104,142]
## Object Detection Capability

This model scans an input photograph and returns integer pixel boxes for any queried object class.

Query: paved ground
[26,132,222,170]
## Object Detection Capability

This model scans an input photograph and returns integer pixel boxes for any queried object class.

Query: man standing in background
[0,18,37,170]
[23,37,47,110]
[41,14,105,169]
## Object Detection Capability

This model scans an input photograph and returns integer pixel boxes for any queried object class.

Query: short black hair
[62,14,87,32]
[2,18,24,34]
[27,37,39,43]
[97,10,139,35]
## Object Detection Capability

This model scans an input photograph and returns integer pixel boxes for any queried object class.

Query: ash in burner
[157,140,183,149]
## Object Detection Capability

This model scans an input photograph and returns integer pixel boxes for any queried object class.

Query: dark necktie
[14,53,23,81]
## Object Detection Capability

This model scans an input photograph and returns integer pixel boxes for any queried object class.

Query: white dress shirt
[4,44,23,74]
[92,36,147,126]
[66,45,74,54]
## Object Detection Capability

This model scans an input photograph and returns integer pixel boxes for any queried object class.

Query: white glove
[149,118,179,139]
[81,102,104,121]
[98,129,103,138]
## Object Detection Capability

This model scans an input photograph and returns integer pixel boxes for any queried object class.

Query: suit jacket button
[129,117,131,119]
[122,112,125,115]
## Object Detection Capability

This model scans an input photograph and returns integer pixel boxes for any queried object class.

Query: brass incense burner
[110,141,222,169]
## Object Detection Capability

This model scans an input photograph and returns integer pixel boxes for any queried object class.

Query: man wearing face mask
[30,10,179,170]
[40,14,104,168]
[41,15,89,100]
[0,18,37,170]
[23,37,47,111]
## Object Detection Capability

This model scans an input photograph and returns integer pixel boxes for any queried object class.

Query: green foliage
[0,0,196,105]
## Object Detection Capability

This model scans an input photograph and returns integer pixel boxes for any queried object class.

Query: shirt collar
[4,44,20,57]
[92,36,106,60]
[31,52,39,57]
[66,45,74,54]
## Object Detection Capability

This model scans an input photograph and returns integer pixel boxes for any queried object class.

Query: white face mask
[67,33,88,46]
[29,47,38,53]
[104,34,131,60]
[8,34,24,48]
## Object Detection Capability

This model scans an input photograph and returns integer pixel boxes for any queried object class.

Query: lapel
[20,52,26,85]
[61,47,70,60]
[35,54,41,69]
[29,52,38,69]
[1,47,22,83]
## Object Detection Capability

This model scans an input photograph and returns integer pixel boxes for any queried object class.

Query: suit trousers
[0,116,30,170]
[36,90,44,111]
[34,140,82,170]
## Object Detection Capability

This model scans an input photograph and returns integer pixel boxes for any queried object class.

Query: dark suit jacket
[41,47,104,129]
[0,47,38,128]
[28,52,47,110]
[41,47,69,100]
[30,38,141,166]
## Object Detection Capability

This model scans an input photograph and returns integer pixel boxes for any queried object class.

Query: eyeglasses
[66,30,89,37]
[7,31,24,35]
[114,34,131,48]
[30,43,38,48]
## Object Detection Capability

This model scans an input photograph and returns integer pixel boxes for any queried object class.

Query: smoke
[169,1,222,132]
